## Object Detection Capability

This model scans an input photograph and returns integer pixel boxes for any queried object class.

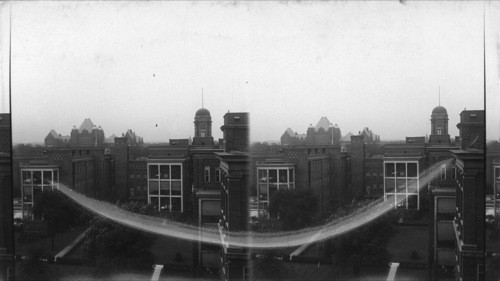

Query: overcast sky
[1,1,498,143]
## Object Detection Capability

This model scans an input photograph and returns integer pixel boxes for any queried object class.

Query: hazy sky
[1,1,497,143]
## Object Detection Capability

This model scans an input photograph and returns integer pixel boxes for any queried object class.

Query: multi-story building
[427,109,485,280]
[14,147,113,218]
[251,144,345,224]
[217,112,250,281]
[451,110,485,281]
[0,114,14,281]
[364,156,384,198]
[383,156,422,213]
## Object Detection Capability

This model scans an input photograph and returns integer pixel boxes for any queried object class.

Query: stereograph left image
[0,1,499,281]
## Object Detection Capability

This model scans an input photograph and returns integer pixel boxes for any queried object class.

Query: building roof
[284,128,295,136]
[48,129,59,138]
[195,108,211,117]
[432,105,447,115]
[362,127,372,137]
[315,117,331,131]
[78,118,95,133]
[340,132,354,142]
[105,134,117,143]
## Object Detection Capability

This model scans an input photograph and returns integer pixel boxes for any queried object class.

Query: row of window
[307,148,328,155]
[147,164,183,212]
[22,170,59,185]
[365,162,383,167]
[258,168,294,184]
[383,161,420,210]
[130,187,147,197]
[204,166,221,183]
[384,162,418,178]
[129,164,147,170]
[72,150,91,156]
[148,164,182,180]
[384,178,419,194]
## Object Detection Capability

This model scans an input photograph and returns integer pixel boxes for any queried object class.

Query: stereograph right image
[1,1,499,281]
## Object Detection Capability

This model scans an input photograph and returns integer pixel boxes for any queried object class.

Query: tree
[334,213,394,274]
[268,189,318,230]
[32,189,87,249]
[82,207,154,273]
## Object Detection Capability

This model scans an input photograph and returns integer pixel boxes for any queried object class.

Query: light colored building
[20,164,59,219]
[146,161,184,212]
[255,163,295,218]
[383,157,421,211]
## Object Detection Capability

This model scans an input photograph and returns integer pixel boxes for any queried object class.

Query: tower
[306,124,315,145]
[193,108,214,146]
[429,106,450,144]
[70,126,79,146]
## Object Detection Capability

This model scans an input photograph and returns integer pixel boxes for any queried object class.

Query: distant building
[306,117,341,145]
[280,128,306,146]
[44,118,143,148]
[280,117,341,146]
[339,132,354,148]
[360,127,380,145]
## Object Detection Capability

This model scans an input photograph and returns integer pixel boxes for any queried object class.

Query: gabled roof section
[315,117,331,132]
[362,127,372,137]
[105,134,117,143]
[79,118,95,133]
[284,128,295,136]
[340,132,354,142]
[48,129,59,138]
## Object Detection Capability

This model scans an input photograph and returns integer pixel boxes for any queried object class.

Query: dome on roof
[195,108,211,117]
[72,126,78,131]
[432,106,447,114]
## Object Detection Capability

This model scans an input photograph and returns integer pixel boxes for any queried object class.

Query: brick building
[427,109,485,280]
[217,112,251,281]
[13,146,114,218]
[364,156,384,198]
[251,144,344,222]
[0,114,14,281]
